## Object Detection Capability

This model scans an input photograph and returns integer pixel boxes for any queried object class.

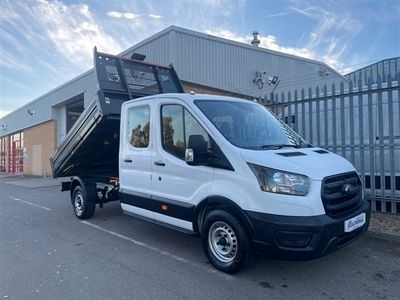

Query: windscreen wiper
[299,141,314,148]
[261,144,301,150]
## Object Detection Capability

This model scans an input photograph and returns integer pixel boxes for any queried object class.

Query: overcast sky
[0,0,399,118]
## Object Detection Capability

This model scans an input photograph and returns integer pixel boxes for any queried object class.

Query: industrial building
[345,57,400,85]
[0,25,348,176]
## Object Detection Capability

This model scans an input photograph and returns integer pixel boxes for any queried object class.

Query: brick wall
[24,120,56,176]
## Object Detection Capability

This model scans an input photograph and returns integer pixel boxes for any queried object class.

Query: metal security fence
[263,75,400,214]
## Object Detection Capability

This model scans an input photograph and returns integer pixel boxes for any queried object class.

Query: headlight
[247,163,310,196]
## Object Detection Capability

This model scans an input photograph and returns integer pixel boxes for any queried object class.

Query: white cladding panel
[0,70,96,137]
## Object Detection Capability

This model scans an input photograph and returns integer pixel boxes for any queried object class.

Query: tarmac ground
[1,176,399,299]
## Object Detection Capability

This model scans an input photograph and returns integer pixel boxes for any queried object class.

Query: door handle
[124,158,133,163]
[154,161,165,166]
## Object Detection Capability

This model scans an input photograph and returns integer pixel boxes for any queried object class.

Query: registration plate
[344,213,366,233]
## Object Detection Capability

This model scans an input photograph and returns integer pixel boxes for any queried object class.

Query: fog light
[276,232,312,248]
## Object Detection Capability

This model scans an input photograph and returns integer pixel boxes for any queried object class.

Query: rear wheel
[202,209,253,273]
[72,185,96,219]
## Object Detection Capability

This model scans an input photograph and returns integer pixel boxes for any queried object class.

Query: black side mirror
[185,134,208,165]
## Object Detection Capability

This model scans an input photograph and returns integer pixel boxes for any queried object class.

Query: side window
[161,105,185,157]
[161,105,209,159]
[184,110,209,145]
[127,105,150,148]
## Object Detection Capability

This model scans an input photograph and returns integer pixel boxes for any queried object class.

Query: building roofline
[345,57,400,76]
[2,25,350,122]
[0,69,94,121]
[119,26,174,57]
[121,25,348,81]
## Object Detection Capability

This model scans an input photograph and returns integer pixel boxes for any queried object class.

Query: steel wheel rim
[208,221,238,263]
[74,192,84,215]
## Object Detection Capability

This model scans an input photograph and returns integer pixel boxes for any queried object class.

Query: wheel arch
[70,177,97,205]
[194,196,255,237]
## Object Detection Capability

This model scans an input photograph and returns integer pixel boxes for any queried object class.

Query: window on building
[8,131,23,173]
[127,106,150,148]
[0,136,7,172]
[161,105,209,159]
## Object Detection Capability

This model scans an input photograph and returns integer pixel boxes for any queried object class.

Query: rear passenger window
[161,105,209,159]
[127,106,150,148]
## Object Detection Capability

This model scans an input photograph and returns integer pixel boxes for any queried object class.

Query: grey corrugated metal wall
[125,26,346,99]
[126,31,172,66]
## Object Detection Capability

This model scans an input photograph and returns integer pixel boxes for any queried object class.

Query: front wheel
[202,210,254,273]
[72,185,96,219]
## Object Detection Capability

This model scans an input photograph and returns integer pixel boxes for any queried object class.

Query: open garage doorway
[66,100,84,132]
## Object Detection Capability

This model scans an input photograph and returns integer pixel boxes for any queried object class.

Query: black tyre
[72,185,96,219]
[202,209,254,274]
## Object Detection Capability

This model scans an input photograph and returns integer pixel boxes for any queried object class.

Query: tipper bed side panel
[50,49,183,180]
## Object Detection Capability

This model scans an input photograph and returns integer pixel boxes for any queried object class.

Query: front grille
[321,172,362,217]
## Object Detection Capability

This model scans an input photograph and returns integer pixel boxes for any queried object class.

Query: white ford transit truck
[51,49,370,273]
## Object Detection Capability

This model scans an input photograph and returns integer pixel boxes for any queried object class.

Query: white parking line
[8,196,51,211]
[81,220,234,281]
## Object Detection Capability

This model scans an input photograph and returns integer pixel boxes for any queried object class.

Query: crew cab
[52,50,370,273]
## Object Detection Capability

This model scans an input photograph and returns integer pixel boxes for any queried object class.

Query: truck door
[152,100,214,231]
[119,103,153,219]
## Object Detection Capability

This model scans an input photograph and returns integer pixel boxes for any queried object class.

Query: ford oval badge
[343,184,356,195]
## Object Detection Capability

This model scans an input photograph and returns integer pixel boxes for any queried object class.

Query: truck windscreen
[194,100,309,150]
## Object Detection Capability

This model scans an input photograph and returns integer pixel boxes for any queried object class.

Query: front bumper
[245,199,370,260]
